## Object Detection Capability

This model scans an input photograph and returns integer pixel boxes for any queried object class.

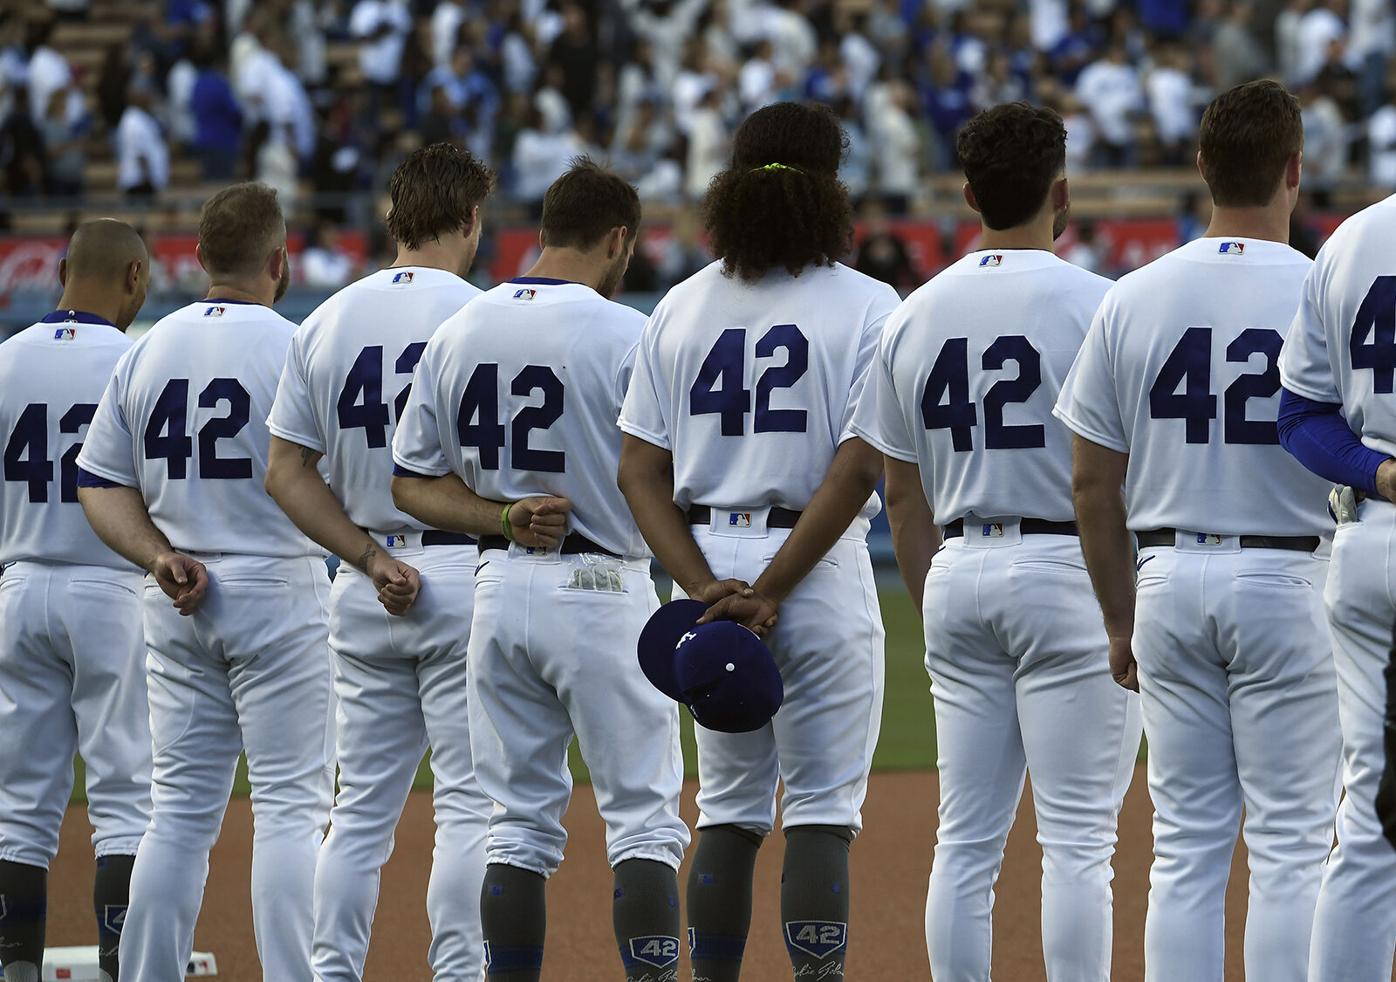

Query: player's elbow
[390,474,421,517]
[617,436,667,503]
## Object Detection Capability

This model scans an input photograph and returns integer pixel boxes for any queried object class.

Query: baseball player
[1276,177,1396,978]
[617,102,898,981]
[76,184,334,982]
[849,103,1142,981]
[0,220,152,982]
[391,160,689,982]
[1055,81,1342,982]
[264,144,493,980]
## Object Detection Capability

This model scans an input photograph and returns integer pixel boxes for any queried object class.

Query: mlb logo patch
[392,270,414,285]
[385,534,407,548]
[784,921,848,960]
[979,254,1003,267]
[513,287,537,300]
[53,326,76,340]
[1218,241,1245,255]
[628,935,680,969]
[980,522,1005,538]
[728,512,752,528]
[1196,533,1224,545]
[204,305,226,317]
[103,904,127,934]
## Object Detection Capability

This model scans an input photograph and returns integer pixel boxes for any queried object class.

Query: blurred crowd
[1,0,1394,216]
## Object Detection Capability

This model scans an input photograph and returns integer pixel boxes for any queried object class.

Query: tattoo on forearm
[356,544,377,571]
[300,446,316,467]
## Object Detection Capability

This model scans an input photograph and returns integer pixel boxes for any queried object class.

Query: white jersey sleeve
[393,278,651,558]
[1278,194,1396,457]
[0,315,136,568]
[266,331,324,453]
[1053,299,1131,454]
[617,324,671,450]
[76,299,319,558]
[79,354,140,487]
[267,267,480,534]
[618,261,900,533]
[392,332,452,478]
[850,336,918,464]
[1055,237,1334,536]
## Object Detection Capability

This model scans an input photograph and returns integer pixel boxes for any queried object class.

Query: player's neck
[524,248,604,292]
[390,242,469,278]
[976,217,1055,254]
[204,282,272,306]
[1204,205,1291,245]
[54,285,123,328]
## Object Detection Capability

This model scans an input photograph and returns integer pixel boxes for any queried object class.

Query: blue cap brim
[638,598,708,701]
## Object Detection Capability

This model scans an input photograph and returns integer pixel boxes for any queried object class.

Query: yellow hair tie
[751,162,803,174]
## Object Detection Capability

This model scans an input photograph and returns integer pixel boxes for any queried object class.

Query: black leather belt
[943,518,1078,538]
[1136,529,1321,552]
[687,506,802,528]
[477,533,619,558]
[422,531,476,547]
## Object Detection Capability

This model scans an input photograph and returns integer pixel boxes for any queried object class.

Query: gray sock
[780,825,853,978]
[613,859,681,981]
[686,825,763,982]
[480,863,546,981]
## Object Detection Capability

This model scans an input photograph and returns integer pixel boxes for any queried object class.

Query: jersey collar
[40,309,116,327]
[508,276,580,286]
[202,297,260,305]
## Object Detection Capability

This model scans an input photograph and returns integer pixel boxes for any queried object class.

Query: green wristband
[501,502,515,540]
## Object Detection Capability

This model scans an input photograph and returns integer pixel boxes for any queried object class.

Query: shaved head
[65,219,149,283]
[58,219,151,330]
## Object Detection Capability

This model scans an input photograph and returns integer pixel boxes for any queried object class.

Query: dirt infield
[47,765,1258,980]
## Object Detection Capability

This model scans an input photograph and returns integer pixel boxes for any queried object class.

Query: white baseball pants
[0,561,151,867]
[119,553,335,982]
[1132,536,1341,982]
[467,544,688,877]
[920,528,1141,982]
[686,514,884,835]
[313,540,489,982]
[1309,498,1396,981]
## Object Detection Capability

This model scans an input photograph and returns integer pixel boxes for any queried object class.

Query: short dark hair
[540,158,641,249]
[956,103,1066,230]
[197,183,285,278]
[385,142,495,250]
[703,101,853,281]
[1199,80,1303,207]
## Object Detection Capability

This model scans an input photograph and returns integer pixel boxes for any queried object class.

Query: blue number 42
[689,324,809,435]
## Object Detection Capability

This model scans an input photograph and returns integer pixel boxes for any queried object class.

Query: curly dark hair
[702,102,853,282]
[1199,80,1302,208]
[386,142,496,250]
[956,103,1066,230]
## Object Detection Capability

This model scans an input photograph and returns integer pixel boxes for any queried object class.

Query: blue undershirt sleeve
[1276,388,1387,496]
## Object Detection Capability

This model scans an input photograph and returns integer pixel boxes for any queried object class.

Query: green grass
[71,591,936,802]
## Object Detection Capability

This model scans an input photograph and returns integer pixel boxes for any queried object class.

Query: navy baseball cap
[638,599,784,733]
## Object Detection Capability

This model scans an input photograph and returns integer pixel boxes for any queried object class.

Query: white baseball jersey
[0,312,133,568]
[852,249,1111,524]
[1055,237,1333,535]
[393,277,651,558]
[77,299,317,557]
[1279,193,1396,455]
[268,266,480,535]
[619,261,899,529]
